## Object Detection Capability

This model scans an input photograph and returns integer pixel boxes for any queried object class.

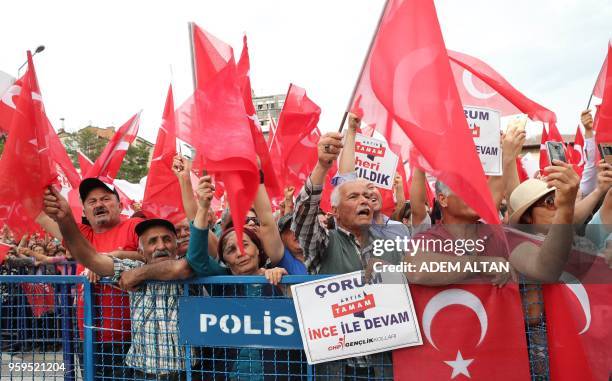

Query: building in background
[253,93,285,141]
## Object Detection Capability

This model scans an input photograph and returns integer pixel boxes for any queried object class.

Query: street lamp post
[17,45,45,76]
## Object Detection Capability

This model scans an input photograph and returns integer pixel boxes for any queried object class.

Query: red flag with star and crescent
[543,265,612,381]
[84,111,141,181]
[141,85,186,223]
[191,23,259,253]
[236,35,282,199]
[539,125,549,173]
[504,227,612,381]
[569,125,586,176]
[349,0,499,223]
[594,43,612,152]
[393,284,530,380]
[448,50,557,124]
[0,70,17,133]
[0,52,58,237]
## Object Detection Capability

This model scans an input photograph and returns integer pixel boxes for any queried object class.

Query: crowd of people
[1,109,611,380]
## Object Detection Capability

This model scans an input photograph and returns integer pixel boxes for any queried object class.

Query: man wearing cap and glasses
[42,177,215,380]
[38,177,144,380]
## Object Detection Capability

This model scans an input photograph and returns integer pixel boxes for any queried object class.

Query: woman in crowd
[185,174,306,381]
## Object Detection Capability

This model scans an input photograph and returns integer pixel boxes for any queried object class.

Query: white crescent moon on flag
[560,272,591,335]
[462,70,496,100]
[422,289,488,350]
[573,144,584,166]
[1,85,21,109]
[0,71,15,98]
[1,84,43,109]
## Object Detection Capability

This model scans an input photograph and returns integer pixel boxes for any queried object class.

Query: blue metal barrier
[0,274,550,380]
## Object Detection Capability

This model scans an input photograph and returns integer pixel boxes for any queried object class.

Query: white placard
[464,106,502,176]
[291,271,422,364]
[354,134,399,190]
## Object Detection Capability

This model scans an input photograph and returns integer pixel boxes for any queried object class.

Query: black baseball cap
[79,178,120,202]
[135,218,177,237]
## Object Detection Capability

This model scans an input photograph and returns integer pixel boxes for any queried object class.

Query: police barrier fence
[0,274,549,380]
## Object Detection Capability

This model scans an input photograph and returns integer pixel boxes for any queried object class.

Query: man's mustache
[93,206,108,216]
[152,249,171,259]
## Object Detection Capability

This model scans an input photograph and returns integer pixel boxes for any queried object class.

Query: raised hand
[43,186,71,222]
[196,175,214,210]
[318,132,343,168]
[544,160,580,209]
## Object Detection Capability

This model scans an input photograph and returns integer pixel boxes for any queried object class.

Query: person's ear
[331,206,339,218]
[437,194,448,208]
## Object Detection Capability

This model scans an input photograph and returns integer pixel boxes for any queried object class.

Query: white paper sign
[291,271,422,364]
[464,106,502,176]
[354,134,399,190]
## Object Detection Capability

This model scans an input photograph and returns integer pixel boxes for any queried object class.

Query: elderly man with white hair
[291,129,403,380]
[291,131,403,276]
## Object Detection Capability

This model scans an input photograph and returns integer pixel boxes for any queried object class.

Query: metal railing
[0,274,549,380]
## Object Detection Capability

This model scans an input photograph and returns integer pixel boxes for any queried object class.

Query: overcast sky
[0,0,610,143]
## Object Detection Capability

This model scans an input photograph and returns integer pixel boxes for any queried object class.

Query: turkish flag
[237,35,282,199]
[114,183,136,216]
[141,85,186,223]
[191,23,259,252]
[0,70,17,133]
[77,150,93,174]
[516,156,530,183]
[543,272,612,381]
[48,124,81,189]
[569,126,586,176]
[393,284,531,380]
[448,50,557,124]
[592,44,609,100]
[504,228,612,381]
[270,84,321,188]
[539,125,549,173]
[85,111,141,181]
[0,51,57,237]
[351,0,498,223]
[281,127,319,190]
[267,113,278,148]
[21,282,55,317]
[0,70,79,190]
[594,43,612,149]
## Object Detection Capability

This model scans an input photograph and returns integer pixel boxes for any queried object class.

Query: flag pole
[586,45,610,110]
[586,85,596,110]
[187,22,205,176]
[188,22,197,91]
[338,0,389,133]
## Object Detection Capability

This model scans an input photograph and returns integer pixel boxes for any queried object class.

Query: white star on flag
[444,350,474,379]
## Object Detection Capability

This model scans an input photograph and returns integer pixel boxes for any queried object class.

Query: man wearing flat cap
[42,179,214,380]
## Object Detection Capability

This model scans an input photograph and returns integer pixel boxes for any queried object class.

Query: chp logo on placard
[291,271,422,364]
[354,133,398,190]
[464,106,502,176]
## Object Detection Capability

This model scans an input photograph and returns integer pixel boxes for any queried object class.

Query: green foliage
[116,142,151,183]
[0,126,151,183]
